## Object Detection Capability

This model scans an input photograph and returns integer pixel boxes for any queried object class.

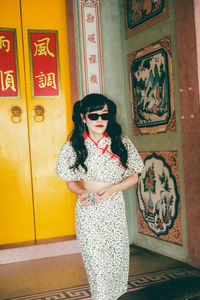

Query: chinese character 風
[35,71,57,89]
[0,36,10,52]
[0,70,16,92]
[34,38,55,57]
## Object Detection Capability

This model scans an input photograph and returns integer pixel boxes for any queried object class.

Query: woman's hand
[95,185,116,203]
[94,173,138,203]
[79,191,95,206]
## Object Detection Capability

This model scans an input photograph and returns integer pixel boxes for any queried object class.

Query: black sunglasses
[87,113,109,121]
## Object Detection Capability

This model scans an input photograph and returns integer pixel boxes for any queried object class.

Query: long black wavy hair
[69,93,128,172]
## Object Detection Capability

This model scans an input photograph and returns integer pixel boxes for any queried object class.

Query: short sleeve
[122,136,145,178]
[56,142,81,181]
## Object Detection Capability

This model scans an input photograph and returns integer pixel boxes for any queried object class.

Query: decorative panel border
[125,0,169,38]
[128,37,176,135]
[28,30,61,99]
[0,28,20,99]
[137,151,182,245]
[79,0,104,94]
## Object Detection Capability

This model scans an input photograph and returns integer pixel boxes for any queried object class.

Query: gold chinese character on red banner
[34,38,55,57]
[0,36,10,52]
[35,71,57,89]
[28,30,60,98]
[0,29,19,98]
[0,70,16,92]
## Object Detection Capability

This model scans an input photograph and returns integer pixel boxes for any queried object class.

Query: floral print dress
[56,134,144,300]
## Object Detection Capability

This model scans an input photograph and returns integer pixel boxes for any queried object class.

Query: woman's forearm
[66,173,138,202]
[112,173,138,193]
[95,173,139,202]
[66,181,94,205]
[66,181,85,195]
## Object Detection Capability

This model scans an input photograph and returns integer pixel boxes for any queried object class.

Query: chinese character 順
[0,70,16,92]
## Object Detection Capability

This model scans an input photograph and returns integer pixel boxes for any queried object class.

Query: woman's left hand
[95,185,116,203]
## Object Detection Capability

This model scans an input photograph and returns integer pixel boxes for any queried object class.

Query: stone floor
[0,245,199,300]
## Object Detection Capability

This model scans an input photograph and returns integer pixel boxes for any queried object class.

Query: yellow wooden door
[0,0,35,246]
[0,0,76,247]
[21,0,76,241]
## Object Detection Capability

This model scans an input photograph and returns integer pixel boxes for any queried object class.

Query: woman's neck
[88,132,104,143]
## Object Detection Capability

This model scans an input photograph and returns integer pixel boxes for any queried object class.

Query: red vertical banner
[28,30,61,98]
[0,29,20,99]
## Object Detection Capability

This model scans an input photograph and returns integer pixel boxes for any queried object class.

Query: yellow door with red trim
[0,0,76,247]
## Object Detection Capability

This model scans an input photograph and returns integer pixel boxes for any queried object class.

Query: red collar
[82,132,109,139]
[82,131,122,166]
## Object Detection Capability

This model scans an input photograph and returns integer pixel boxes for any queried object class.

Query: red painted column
[174,0,200,268]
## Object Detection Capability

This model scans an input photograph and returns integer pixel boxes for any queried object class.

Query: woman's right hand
[79,190,94,206]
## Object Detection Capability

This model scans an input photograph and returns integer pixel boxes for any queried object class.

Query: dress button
[102,144,108,154]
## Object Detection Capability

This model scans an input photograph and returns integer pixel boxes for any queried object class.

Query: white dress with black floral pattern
[56,135,144,300]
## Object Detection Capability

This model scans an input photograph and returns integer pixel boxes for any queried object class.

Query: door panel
[21,0,76,240]
[0,0,35,245]
[0,0,76,246]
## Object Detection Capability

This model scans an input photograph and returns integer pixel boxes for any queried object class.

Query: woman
[56,93,144,300]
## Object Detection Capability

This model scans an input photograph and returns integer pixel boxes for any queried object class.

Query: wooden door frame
[174,0,200,268]
[66,0,79,105]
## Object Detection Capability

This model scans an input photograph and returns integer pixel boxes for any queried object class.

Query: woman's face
[83,104,109,138]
